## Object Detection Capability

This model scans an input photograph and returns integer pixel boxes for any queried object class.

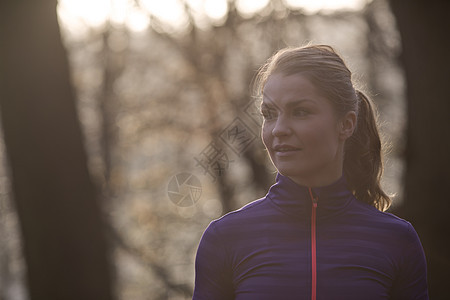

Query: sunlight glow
[204,0,228,21]
[57,0,369,35]
[139,0,188,29]
[285,0,367,14]
[58,0,110,28]
[236,0,270,16]
[109,0,128,25]
[126,8,150,32]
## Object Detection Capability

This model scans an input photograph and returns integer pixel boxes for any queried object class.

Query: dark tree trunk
[389,1,450,299]
[0,1,113,299]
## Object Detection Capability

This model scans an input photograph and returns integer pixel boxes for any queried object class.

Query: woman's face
[261,73,355,187]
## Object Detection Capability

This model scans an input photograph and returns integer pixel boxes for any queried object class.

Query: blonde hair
[254,45,391,211]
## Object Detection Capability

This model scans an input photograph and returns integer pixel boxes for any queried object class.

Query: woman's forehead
[262,73,326,108]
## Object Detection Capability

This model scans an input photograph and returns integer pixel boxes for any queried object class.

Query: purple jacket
[193,173,428,300]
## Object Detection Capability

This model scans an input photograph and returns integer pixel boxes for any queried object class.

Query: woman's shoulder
[351,200,419,242]
[205,197,270,234]
[216,197,268,222]
[379,210,421,242]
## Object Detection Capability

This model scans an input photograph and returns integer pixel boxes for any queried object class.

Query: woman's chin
[275,166,303,180]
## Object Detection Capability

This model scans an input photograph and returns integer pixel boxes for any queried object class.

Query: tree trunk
[389,1,450,299]
[0,1,113,299]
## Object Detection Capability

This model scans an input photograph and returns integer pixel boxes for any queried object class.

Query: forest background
[0,0,449,299]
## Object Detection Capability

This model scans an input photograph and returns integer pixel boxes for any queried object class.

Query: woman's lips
[273,145,302,156]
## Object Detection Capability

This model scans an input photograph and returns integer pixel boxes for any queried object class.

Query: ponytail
[344,91,391,211]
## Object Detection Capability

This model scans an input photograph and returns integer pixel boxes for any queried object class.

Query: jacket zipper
[308,188,318,300]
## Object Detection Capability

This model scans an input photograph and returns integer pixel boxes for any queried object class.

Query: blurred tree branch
[107,223,192,298]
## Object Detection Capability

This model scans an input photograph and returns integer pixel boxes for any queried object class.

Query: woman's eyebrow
[284,99,314,109]
[261,93,279,109]
[261,96,314,110]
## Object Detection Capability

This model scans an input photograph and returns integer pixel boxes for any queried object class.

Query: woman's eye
[293,109,309,117]
[261,109,276,120]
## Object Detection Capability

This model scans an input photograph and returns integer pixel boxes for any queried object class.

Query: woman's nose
[272,116,291,136]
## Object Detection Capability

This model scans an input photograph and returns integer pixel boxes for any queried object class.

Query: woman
[192,45,428,300]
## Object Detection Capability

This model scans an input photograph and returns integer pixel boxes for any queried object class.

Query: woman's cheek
[261,124,272,148]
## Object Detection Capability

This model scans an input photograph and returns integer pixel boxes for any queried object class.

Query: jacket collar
[266,173,354,218]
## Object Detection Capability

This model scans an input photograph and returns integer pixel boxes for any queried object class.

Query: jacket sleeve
[192,221,234,300]
[391,223,429,300]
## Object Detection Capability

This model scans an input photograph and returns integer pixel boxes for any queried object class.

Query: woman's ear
[339,111,357,141]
